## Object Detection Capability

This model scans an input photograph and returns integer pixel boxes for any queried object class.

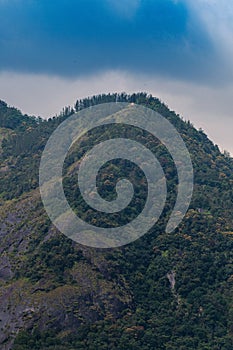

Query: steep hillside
[0,94,233,350]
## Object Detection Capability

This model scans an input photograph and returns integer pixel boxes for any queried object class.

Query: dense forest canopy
[0,93,232,349]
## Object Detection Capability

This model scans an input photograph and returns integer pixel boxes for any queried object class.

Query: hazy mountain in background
[0,93,232,350]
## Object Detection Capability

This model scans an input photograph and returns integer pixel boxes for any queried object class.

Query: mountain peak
[0,100,37,131]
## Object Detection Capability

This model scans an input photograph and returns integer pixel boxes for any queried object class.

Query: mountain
[0,93,233,350]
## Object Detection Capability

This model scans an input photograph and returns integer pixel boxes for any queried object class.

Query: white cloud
[106,0,141,18]
[184,0,233,76]
[0,71,132,118]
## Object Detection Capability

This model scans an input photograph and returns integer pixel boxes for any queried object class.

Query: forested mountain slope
[0,94,233,350]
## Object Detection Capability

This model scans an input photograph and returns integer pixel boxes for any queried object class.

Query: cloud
[0,0,219,83]
[106,0,142,18]
[183,0,233,80]
[0,0,232,155]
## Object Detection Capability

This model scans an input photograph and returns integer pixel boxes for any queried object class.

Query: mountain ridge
[0,93,233,350]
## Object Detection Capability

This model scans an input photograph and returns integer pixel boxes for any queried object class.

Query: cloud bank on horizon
[0,0,231,84]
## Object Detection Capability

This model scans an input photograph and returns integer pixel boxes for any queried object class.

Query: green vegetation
[0,94,232,349]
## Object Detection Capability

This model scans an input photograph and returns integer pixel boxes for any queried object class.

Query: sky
[0,0,233,153]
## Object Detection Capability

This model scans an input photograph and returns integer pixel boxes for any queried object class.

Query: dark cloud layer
[0,0,219,81]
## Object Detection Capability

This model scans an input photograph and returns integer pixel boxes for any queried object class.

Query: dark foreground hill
[0,93,233,350]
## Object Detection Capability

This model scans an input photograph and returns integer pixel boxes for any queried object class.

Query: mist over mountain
[0,93,233,350]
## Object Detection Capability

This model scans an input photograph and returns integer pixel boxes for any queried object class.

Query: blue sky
[0,0,220,80]
[0,0,233,153]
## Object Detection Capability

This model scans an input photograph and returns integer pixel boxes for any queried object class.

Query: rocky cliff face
[0,191,133,349]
